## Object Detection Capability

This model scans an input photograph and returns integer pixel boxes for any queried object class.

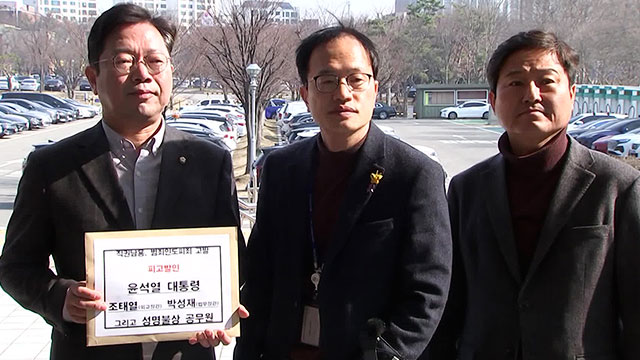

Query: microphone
[361,318,386,360]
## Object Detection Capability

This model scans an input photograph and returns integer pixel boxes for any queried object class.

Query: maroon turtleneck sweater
[498,129,569,274]
[290,136,359,360]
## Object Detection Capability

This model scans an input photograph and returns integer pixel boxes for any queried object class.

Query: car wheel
[482,111,489,119]
[448,112,457,119]
[379,111,388,119]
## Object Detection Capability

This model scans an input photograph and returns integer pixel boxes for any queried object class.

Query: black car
[44,79,65,91]
[373,102,397,119]
[78,79,92,91]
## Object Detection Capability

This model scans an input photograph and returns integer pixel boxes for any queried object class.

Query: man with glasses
[0,4,244,360]
[231,25,452,360]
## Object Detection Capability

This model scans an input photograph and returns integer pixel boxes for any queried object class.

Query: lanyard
[308,150,322,298]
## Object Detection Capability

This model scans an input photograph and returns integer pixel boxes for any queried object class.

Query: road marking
[452,135,466,140]
[6,171,22,178]
[0,160,22,169]
[439,140,497,144]
[444,119,503,135]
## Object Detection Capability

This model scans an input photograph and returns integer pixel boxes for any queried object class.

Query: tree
[198,0,293,174]
[49,20,90,98]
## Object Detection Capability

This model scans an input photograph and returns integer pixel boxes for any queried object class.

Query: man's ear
[489,90,496,113]
[85,66,98,95]
[300,84,309,110]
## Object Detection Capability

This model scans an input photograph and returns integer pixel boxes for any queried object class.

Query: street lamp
[246,63,261,202]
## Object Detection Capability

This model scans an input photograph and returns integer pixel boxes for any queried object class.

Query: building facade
[242,1,298,24]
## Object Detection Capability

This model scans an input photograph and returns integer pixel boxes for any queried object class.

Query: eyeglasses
[312,73,373,93]
[97,53,171,75]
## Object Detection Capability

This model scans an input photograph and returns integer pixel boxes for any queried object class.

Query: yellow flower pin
[370,170,383,185]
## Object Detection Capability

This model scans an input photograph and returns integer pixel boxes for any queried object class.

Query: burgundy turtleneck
[498,129,569,274]
[290,136,358,360]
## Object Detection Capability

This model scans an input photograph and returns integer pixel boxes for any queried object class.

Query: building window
[70,8,75,12]
[160,4,165,8]
[88,2,95,7]
[88,9,96,14]
[70,1,74,4]
[51,0,60,5]
[44,0,48,4]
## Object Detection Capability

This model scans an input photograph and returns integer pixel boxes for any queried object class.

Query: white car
[200,106,246,137]
[0,77,20,90]
[606,128,640,157]
[440,101,490,119]
[166,118,237,152]
[19,78,40,91]
[277,100,308,127]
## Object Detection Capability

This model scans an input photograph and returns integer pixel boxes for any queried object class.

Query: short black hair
[295,25,379,86]
[487,30,579,93]
[87,3,177,73]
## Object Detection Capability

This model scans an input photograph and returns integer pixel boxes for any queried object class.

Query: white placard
[85,227,239,346]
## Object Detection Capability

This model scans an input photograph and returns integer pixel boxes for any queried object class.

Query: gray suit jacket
[235,124,452,360]
[0,122,245,360]
[428,136,640,360]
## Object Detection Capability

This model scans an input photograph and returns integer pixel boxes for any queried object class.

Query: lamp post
[246,63,261,201]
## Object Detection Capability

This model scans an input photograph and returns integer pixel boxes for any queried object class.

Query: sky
[288,0,396,19]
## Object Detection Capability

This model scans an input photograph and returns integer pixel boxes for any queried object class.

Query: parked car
[0,98,61,124]
[606,128,640,157]
[281,112,313,137]
[567,118,618,137]
[44,79,65,91]
[373,102,397,119]
[567,112,627,131]
[63,98,100,118]
[34,100,74,122]
[180,98,225,111]
[178,111,237,139]
[19,78,40,91]
[265,99,286,119]
[198,106,246,137]
[0,118,19,136]
[276,100,308,126]
[440,101,490,119]
[0,111,28,131]
[78,79,92,91]
[166,122,231,152]
[1,92,79,120]
[0,104,41,129]
[0,102,52,127]
[166,118,237,151]
[0,76,20,90]
[576,118,640,149]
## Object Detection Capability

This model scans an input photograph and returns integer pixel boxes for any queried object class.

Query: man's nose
[523,81,542,103]
[130,59,152,82]
[333,79,353,101]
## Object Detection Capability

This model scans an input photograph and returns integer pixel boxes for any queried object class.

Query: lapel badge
[367,169,384,193]
[179,156,187,165]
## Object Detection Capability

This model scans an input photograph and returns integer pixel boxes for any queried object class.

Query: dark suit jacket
[234,124,452,360]
[428,137,640,360]
[0,122,245,360]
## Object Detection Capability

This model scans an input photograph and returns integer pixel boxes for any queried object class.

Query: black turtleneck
[498,129,569,274]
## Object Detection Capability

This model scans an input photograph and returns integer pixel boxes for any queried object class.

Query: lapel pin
[367,170,384,193]
[179,156,187,165]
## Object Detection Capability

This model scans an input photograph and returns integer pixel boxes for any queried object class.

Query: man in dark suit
[0,4,244,360]
[428,30,640,359]
[231,26,452,360]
